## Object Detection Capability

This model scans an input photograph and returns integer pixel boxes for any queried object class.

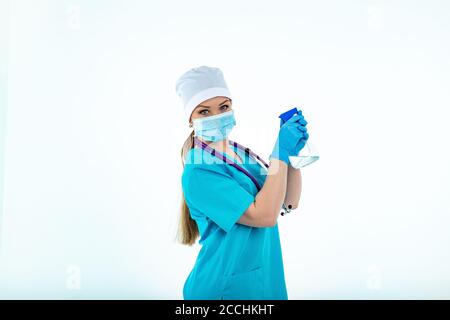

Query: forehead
[197,96,231,107]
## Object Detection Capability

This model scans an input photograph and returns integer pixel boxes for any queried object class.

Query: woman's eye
[199,110,209,115]
[221,105,229,110]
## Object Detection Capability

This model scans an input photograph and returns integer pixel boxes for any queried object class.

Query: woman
[175,65,309,300]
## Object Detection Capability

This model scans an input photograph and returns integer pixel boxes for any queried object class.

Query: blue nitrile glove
[294,129,309,156]
[270,113,309,165]
[280,109,310,155]
[291,110,309,156]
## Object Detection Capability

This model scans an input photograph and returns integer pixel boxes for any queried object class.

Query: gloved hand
[270,111,309,165]
[287,109,309,157]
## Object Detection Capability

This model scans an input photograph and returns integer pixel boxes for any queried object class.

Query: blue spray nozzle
[279,107,298,123]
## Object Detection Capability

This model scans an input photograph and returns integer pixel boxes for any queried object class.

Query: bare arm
[238,159,288,227]
[283,166,302,210]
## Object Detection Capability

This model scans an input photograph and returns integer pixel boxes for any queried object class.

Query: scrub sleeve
[185,167,255,233]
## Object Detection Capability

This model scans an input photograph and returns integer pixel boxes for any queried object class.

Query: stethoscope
[193,136,292,216]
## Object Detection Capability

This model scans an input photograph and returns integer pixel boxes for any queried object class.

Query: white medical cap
[175,65,232,124]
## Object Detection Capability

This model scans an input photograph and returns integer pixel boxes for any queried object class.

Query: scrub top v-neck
[181,142,288,300]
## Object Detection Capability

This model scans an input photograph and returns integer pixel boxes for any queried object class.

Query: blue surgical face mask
[192,110,236,142]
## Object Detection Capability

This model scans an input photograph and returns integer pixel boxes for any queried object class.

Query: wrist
[269,156,289,168]
[269,150,290,166]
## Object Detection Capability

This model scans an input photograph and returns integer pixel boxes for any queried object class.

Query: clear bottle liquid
[288,140,319,169]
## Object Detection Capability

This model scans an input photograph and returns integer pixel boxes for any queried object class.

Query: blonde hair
[176,130,199,246]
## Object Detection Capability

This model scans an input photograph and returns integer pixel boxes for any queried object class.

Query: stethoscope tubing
[193,136,268,191]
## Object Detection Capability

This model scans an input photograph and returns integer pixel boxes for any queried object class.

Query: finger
[296,133,309,142]
[283,113,304,126]
[288,122,306,132]
[294,139,306,151]
[291,122,307,133]
[294,122,307,130]
[289,117,307,127]
[295,133,308,144]
[284,118,305,131]
[293,129,308,140]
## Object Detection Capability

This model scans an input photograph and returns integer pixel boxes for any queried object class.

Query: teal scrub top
[182,142,288,300]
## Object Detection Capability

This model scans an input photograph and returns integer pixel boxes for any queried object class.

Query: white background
[0,0,449,299]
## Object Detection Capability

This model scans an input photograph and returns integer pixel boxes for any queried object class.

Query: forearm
[254,159,288,224]
[283,166,302,209]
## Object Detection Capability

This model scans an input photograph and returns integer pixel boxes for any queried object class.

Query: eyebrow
[198,98,230,108]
